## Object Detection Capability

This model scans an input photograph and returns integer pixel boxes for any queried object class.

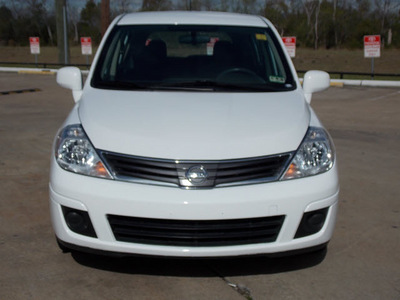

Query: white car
[51,11,339,258]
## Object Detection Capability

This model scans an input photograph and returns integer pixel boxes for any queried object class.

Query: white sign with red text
[29,37,40,54]
[282,37,296,58]
[81,37,92,55]
[364,35,381,58]
[207,37,219,55]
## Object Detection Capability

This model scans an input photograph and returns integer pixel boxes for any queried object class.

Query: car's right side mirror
[57,67,83,103]
[302,70,330,103]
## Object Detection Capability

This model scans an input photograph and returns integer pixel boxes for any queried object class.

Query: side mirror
[56,67,83,102]
[303,70,330,103]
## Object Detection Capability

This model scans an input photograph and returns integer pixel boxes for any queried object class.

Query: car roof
[117,11,269,27]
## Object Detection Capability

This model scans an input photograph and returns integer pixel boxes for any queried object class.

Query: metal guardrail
[297,70,400,79]
[1,62,399,79]
[0,61,90,70]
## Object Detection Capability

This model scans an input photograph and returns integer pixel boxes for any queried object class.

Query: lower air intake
[108,215,285,247]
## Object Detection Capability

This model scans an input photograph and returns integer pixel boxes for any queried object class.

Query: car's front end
[50,11,339,258]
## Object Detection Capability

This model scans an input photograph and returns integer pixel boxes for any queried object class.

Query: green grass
[297,71,400,81]
[1,46,399,79]
[293,48,400,75]
[0,46,97,65]
[328,74,400,81]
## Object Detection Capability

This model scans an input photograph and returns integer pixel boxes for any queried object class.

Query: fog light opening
[295,207,329,239]
[62,206,97,238]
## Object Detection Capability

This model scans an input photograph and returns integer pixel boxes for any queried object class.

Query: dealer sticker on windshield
[255,33,267,41]
[269,76,286,83]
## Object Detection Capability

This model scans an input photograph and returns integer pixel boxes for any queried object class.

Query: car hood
[79,88,310,160]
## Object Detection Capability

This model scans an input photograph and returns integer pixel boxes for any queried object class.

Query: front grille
[102,154,180,185]
[108,215,285,247]
[100,151,292,188]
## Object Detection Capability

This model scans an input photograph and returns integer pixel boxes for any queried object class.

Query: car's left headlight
[281,127,335,180]
[54,124,112,179]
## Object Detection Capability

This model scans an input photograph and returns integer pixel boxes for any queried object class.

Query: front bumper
[49,158,339,257]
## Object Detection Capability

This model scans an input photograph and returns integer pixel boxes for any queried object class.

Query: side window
[253,32,287,84]
[100,30,132,81]
[266,39,287,79]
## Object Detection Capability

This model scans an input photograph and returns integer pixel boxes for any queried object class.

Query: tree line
[0,0,399,49]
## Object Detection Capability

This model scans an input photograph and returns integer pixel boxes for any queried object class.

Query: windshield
[91,25,296,92]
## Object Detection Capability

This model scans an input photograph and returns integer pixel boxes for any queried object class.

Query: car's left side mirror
[56,67,83,103]
[303,70,330,103]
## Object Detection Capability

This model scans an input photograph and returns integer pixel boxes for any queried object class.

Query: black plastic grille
[100,151,292,188]
[107,215,285,247]
[102,154,180,185]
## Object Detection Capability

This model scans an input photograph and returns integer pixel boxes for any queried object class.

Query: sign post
[29,37,40,66]
[80,37,92,67]
[364,35,381,79]
[282,37,296,58]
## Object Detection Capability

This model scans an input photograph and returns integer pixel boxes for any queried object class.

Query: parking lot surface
[0,72,399,299]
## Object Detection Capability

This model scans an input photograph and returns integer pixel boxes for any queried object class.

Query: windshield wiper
[96,80,150,90]
[95,80,287,92]
[156,80,282,92]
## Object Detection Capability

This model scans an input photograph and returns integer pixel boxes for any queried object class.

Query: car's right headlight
[281,127,335,180]
[54,124,112,179]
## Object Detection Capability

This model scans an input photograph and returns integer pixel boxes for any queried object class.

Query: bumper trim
[56,236,328,259]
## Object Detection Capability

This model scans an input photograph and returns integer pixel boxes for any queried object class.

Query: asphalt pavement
[0,72,399,299]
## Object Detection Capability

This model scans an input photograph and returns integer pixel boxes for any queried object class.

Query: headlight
[281,127,335,180]
[55,124,112,179]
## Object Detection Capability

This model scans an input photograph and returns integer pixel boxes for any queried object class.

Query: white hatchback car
[51,11,339,258]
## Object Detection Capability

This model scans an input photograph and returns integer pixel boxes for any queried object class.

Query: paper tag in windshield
[255,33,267,41]
[269,76,286,83]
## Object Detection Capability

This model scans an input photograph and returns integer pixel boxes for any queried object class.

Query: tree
[141,0,172,11]
[112,0,136,15]
[5,0,55,46]
[263,0,291,35]
[68,4,81,44]
[0,5,14,45]
[234,0,258,13]
[374,0,400,45]
[101,0,110,37]
[1,0,399,50]
[313,0,322,49]
[79,0,101,43]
